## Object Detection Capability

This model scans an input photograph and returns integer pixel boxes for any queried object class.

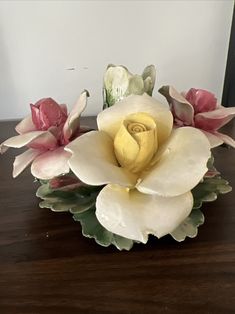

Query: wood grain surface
[0,118,235,314]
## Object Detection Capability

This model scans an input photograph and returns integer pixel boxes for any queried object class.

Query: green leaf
[37,180,134,250]
[192,176,232,209]
[39,197,96,213]
[170,209,204,242]
[204,155,220,178]
[36,183,52,198]
[73,207,134,250]
[192,155,232,209]
[36,181,101,214]
[170,155,232,242]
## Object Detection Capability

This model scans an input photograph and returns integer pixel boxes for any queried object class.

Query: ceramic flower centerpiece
[1,65,234,250]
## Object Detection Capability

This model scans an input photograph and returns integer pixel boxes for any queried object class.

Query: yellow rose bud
[114,112,158,173]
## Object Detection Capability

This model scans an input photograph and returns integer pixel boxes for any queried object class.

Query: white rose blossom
[65,93,211,243]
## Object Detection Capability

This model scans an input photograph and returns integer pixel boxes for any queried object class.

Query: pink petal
[30,104,41,129]
[200,130,223,148]
[31,98,67,130]
[186,89,217,114]
[159,86,194,125]
[195,107,235,131]
[31,147,71,179]
[214,131,235,148]
[15,115,37,134]
[49,175,82,190]
[63,90,89,142]
[204,169,220,178]
[28,131,58,150]
[60,104,68,116]
[13,148,42,178]
[0,131,55,153]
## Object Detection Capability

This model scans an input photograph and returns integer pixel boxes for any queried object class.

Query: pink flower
[30,98,67,131]
[0,91,89,179]
[159,86,235,148]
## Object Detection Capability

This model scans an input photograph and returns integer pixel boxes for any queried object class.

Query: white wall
[0,0,233,120]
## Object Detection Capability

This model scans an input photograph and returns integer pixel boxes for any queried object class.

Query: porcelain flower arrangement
[1,65,234,250]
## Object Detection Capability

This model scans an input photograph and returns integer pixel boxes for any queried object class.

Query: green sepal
[73,206,134,250]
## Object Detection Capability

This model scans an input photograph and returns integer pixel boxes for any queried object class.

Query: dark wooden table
[0,118,235,314]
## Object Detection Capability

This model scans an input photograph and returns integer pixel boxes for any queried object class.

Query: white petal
[13,149,42,177]
[0,131,56,153]
[97,93,173,146]
[63,90,88,141]
[169,86,194,125]
[137,127,211,197]
[31,147,70,179]
[15,115,37,134]
[104,65,130,104]
[214,131,235,148]
[96,184,193,243]
[65,131,137,186]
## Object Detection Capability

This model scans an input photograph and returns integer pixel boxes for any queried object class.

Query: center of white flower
[114,112,158,173]
[127,122,147,134]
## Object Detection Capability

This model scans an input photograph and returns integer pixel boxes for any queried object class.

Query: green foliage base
[36,157,232,250]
